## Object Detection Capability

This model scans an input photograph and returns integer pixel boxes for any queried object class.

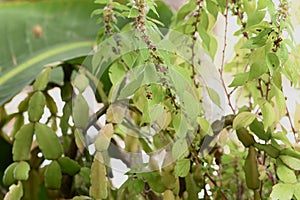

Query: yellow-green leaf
[261,102,275,130]
[4,182,23,200]
[73,93,89,129]
[90,152,108,199]
[35,123,63,159]
[33,67,51,91]
[13,123,34,161]
[13,161,30,181]
[44,160,62,189]
[28,91,46,122]
[233,112,256,130]
[3,162,18,186]
[58,157,81,176]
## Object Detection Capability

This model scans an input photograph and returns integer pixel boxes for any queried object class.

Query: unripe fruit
[244,146,260,190]
[237,128,255,147]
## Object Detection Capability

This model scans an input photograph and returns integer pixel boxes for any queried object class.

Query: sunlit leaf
[270,183,294,200]
[174,158,190,177]
[233,112,256,130]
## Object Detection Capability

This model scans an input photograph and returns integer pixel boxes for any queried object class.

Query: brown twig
[219,0,236,114]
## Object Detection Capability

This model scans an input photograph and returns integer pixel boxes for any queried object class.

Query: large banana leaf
[0,0,100,105]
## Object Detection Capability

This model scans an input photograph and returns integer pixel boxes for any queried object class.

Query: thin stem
[219,0,236,114]
[286,105,298,142]
[205,172,229,200]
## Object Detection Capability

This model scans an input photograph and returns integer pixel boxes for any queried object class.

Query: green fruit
[254,143,280,158]
[45,160,62,189]
[35,123,63,160]
[3,162,18,186]
[33,67,51,91]
[72,93,89,129]
[13,123,34,161]
[236,128,255,147]
[58,157,81,176]
[13,161,30,181]
[244,146,260,190]
[28,91,46,122]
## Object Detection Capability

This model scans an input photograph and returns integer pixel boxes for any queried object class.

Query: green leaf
[72,196,92,200]
[130,179,145,194]
[293,183,300,200]
[182,90,200,119]
[198,25,211,51]
[0,0,99,105]
[206,0,219,20]
[75,129,86,154]
[127,7,139,18]
[174,159,190,177]
[280,155,300,170]
[172,139,188,159]
[94,132,111,152]
[257,0,267,10]
[45,93,58,115]
[13,161,30,181]
[4,182,23,200]
[266,52,280,74]
[249,62,267,80]
[276,159,297,183]
[141,172,166,193]
[33,67,51,91]
[172,2,196,26]
[206,86,221,108]
[270,183,294,200]
[249,118,271,141]
[73,93,89,129]
[13,123,34,161]
[35,123,63,160]
[147,0,159,17]
[90,152,108,200]
[173,113,188,138]
[118,72,144,99]
[242,37,266,49]
[73,73,90,93]
[273,86,286,118]
[199,118,213,136]
[243,0,256,15]
[3,162,18,186]
[200,10,209,30]
[58,157,81,176]
[94,0,109,4]
[149,104,165,123]
[28,91,46,122]
[229,72,249,87]
[45,160,62,189]
[261,101,275,130]
[247,11,266,27]
[233,112,256,130]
